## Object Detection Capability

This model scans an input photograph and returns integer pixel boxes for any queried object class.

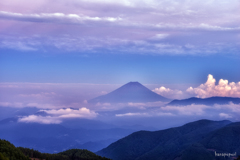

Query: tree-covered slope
[0,139,110,160]
[59,149,110,160]
[0,139,30,160]
[97,119,232,160]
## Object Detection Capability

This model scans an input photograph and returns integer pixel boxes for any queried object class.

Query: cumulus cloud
[187,74,240,98]
[152,86,183,99]
[18,107,98,124]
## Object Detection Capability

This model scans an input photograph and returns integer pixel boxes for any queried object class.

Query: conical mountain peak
[89,82,170,103]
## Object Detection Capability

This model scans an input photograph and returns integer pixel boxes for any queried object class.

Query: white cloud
[150,34,169,40]
[187,74,240,98]
[219,113,232,119]
[18,107,98,124]
[116,112,148,117]
[152,86,183,99]
[18,115,62,124]
[161,104,210,115]
[0,11,122,25]
[115,111,174,117]
[214,102,240,113]
[114,102,240,119]
[41,107,97,118]
[94,101,168,111]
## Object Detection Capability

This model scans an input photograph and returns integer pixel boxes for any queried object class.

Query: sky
[0,0,240,127]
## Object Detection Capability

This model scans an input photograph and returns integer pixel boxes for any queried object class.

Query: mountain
[201,122,240,154]
[60,118,116,130]
[177,122,240,160]
[0,106,39,121]
[167,96,240,106]
[0,118,136,153]
[96,119,233,160]
[0,139,29,160]
[0,139,110,160]
[89,82,170,103]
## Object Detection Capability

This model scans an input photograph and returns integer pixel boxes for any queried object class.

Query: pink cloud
[0,0,239,55]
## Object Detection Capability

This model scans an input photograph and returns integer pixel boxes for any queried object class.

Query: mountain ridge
[96,119,235,160]
[167,96,240,106]
[89,82,170,103]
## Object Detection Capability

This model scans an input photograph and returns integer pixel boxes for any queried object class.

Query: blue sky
[1,51,239,84]
[0,0,240,126]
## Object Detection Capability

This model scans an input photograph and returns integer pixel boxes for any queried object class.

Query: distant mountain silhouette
[97,119,234,160]
[89,82,170,103]
[167,96,240,106]
[0,117,136,153]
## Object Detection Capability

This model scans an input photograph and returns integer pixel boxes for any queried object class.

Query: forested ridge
[0,139,110,160]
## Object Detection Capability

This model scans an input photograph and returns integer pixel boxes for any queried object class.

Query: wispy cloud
[0,82,118,109]
[0,11,122,25]
[115,111,174,117]
[116,112,149,117]
[161,104,210,115]
[219,113,232,119]
[0,0,239,54]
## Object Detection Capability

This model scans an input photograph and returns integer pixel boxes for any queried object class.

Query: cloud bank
[187,74,240,98]
[18,107,97,124]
